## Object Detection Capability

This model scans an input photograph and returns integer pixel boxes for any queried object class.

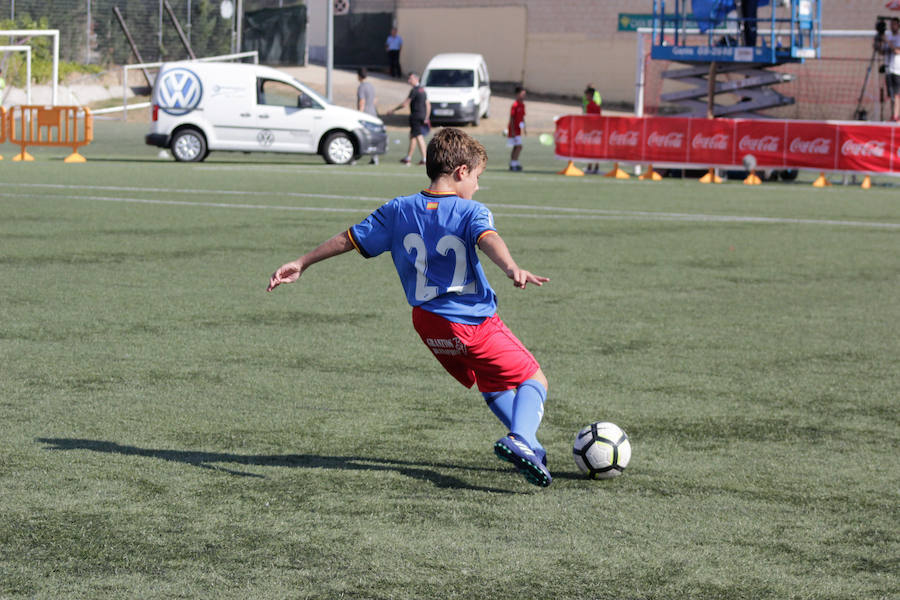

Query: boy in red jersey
[583,85,602,174]
[507,86,526,171]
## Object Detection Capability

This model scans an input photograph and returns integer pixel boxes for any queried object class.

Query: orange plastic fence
[5,105,93,162]
[0,107,5,160]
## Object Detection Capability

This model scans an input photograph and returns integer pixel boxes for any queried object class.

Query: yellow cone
[743,171,762,185]
[861,175,871,189]
[604,162,630,179]
[812,172,831,187]
[699,168,722,184]
[557,160,584,176]
[639,165,662,180]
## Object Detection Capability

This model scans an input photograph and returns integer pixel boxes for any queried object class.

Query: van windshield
[425,69,475,88]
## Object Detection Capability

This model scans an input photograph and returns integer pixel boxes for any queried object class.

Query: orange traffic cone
[699,168,722,184]
[861,175,871,189]
[812,172,831,187]
[557,160,584,176]
[639,165,662,180]
[604,162,630,179]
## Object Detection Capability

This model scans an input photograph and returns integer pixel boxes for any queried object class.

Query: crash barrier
[554,114,899,186]
[5,105,93,162]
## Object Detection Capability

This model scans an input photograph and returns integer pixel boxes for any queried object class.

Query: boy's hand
[507,268,549,289]
[267,260,303,291]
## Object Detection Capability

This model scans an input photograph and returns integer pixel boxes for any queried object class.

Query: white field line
[3,183,900,229]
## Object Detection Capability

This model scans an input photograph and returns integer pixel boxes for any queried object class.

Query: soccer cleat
[494,433,552,487]
[400,157,411,165]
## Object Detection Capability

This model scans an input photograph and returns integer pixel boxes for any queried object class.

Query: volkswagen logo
[158,68,203,116]
[257,130,275,146]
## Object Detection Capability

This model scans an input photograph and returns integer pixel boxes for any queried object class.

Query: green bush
[0,14,102,88]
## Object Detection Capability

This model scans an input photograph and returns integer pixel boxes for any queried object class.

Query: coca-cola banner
[643,117,688,164]
[785,121,838,170]
[836,125,893,173]
[554,115,900,175]
[563,114,606,158]
[687,118,734,166]
[735,120,786,168]
[606,117,644,162]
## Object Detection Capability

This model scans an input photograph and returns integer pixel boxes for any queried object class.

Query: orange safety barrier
[6,105,93,163]
[0,106,5,160]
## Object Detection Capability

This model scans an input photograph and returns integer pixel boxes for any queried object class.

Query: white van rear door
[256,78,321,152]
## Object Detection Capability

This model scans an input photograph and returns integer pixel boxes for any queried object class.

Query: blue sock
[482,389,515,430]
[483,380,547,455]
[511,379,546,454]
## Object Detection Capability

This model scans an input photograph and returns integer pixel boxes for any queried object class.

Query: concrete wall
[397,6,526,83]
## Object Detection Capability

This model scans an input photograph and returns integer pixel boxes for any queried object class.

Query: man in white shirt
[882,18,900,121]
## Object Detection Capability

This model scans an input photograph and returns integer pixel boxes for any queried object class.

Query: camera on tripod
[856,16,897,120]
[875,16,893,73]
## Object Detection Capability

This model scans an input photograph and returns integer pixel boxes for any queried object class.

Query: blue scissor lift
[650,0,822,117]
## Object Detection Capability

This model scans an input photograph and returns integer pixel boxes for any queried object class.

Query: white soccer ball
[573,421,631,479]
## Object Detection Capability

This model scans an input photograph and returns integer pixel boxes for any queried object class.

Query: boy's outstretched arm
[477,232,549,289]
[267,231,355,291]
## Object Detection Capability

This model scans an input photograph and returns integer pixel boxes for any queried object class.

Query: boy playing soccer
[267,128,552,487]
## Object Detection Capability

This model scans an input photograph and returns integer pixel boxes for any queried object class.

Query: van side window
[257,79,319,109]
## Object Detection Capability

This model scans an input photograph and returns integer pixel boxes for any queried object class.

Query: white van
[146,61,387,164]
[422,53,490,126]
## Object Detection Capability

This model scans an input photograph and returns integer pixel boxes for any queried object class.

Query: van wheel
[171,128,207,162]
[472,106,480,126]
[323,132,355,165]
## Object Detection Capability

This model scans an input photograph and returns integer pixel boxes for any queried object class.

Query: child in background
[507,86,526,171]
[267,128,553,487]
[583,85,602,174]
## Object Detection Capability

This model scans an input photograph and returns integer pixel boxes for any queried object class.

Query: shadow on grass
[37,437,524,494]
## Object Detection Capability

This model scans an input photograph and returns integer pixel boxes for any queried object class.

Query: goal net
[640,31,886,122]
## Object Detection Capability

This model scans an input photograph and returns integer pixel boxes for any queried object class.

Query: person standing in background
[386,28,403,79]
[582,83,601,113]
[357,68,380,164]
[388,72,431,165]
[583,85,602,174]
[507,86,526,172]
[880,17,900,121]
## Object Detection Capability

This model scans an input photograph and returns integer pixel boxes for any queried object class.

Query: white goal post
[113,50,260,119]
[0,29,59,105]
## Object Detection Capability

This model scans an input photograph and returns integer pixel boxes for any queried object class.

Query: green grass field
[1,119,898,599]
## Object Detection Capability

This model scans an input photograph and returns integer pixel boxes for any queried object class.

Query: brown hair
[426,127,487,181]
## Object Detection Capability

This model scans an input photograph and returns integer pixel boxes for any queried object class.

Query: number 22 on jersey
[403,233,477,301]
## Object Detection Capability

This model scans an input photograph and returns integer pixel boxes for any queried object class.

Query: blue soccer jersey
[348,190,498,324]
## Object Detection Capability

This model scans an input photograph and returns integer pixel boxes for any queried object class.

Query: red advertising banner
[836,124,894,173]
[605,116,644,162]
[554,115,900,175]
[643,117,689,164]
[785,121,838,170]
[687,118,735,166]
[735,120,786,168]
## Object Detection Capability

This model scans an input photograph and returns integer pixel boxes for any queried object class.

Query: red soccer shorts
[411,306,540,392]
